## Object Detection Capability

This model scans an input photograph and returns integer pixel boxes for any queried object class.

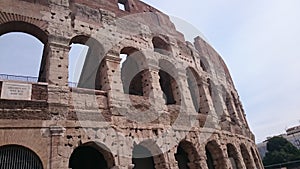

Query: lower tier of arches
[0,122,264,169]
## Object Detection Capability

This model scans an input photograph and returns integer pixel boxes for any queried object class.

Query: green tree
[263,136,300,166]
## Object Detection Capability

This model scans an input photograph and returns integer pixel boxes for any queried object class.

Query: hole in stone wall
[152,36,171,55]
[200,60,207,72]
[118,0,130,11]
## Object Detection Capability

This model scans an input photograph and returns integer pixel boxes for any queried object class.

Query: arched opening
[132,144,155,169]
[224,92,238,124]
[152,36,171,55]
[175,140,200,169]
[208,79,223,119]
[206,147,215,169]
[227,144,243,169]
[68,43,88,87]
[231,92,247,124]
[69,142,115,169]
[120,47,150,96]
[251,147,261,169]
[200,57,210,73]
[186,67,209,116]
[240,144,254,169]
[0,145,43,169]
[0,21,47,83]
[200,60,207,72]
[205,141,226,169]
[158,60,180,105]
[69,35,105,90]
[186,67,201,113]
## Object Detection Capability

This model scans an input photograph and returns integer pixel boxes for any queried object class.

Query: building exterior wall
[257,125,300,158]
[0,0,263,169]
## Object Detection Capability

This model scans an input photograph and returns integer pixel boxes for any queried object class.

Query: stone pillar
[201,79,221,129]
[147,63,169,124]
[49,125,66,169]
[43,37,70,119]
[165,148,179,169]
[198,149,209,169]
[104,53,127,116]
[174,70,200,128]
[44,38,70,86]
[236,149,247,169]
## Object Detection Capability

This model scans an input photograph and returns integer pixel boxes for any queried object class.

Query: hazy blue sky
[0,0,300,143]
[141,0,300,142]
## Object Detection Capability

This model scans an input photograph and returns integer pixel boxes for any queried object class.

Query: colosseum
[0,0,263,169]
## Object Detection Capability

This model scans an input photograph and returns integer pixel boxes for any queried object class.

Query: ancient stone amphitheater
[0,0,263,169]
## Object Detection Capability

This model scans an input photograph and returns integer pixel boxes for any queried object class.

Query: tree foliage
[263,136,300,166]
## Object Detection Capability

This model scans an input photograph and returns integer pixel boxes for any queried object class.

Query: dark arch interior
[0,145,43,169]
[175,144,190,169]
[152,36,171,55]
[159,70,176,105]
[132,144,155,169]
[227,144,241,169]
[200,60,207,72]
[240,144,252,169]
[69,146,108,169]
[205,147,215,169]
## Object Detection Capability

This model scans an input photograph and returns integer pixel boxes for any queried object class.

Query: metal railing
[0,74,38,82]
[68,82,78,87]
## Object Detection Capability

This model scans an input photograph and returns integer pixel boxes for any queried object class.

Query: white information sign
[1,82,32,100]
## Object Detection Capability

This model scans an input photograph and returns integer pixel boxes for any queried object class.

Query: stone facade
[0,0,263,169]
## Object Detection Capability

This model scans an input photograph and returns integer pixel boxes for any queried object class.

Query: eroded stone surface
[0,0,263,169]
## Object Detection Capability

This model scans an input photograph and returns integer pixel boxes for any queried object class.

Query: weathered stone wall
[0,0,263,169]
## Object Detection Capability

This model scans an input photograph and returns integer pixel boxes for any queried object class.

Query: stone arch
[69,141,115,169]
[231,91,246,124]
[175,140,201,169]
[152,36,171,55]
[0,21,48,82]
[250,147,261,169]
[158,59,181,105]
[240,143,255,169]
[226,143,243,169]
[69,35,106,90]
[208,79,223,119]
[132,140,166,169]
[223,90,239,124]
[186,67,201,113]
[120,47,151,96]
[0,144,43,169]
[0,21,48,44]
[186,67,210,116]
[205,140,226,169]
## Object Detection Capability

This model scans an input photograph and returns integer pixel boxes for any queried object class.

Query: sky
[141,0,300,142]
[0,0,300,143]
